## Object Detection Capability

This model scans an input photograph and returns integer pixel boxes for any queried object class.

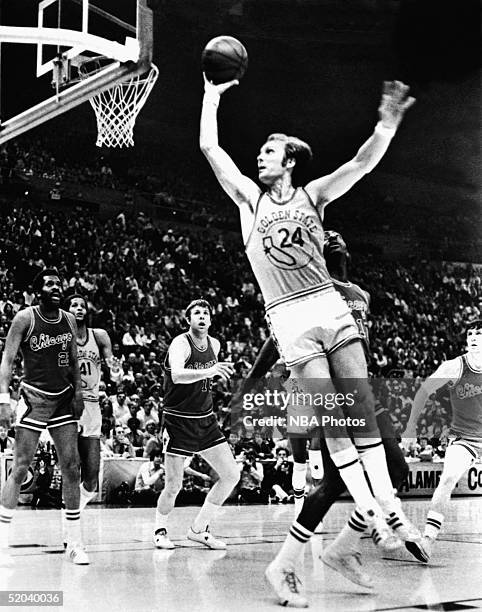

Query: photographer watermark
[228,376,428,439]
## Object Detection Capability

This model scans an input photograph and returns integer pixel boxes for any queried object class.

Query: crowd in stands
[0,133,480,505]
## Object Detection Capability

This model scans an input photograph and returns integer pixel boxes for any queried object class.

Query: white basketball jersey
[77,329,102,404]
[245,188,333,310]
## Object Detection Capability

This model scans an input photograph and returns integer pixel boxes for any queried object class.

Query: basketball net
[78,57,159,148]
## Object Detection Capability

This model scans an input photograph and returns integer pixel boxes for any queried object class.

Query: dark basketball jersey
[163,333,217,417]
[332,279,370,354]
[21,306,75,393]
[448,354,482,441]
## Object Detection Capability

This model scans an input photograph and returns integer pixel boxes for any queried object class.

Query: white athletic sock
[63,508,81,545]
[292,462,307,517]
[155,510,169,531]
[308,450,323,480]
[292,462,307,492]
[357,442,396,505]
[330,446,382,515]
[331,508,366,553]
[79,483,96,512]
[424,510,444,540]
[276,521,313,568]
[0,506,14,548]
[191,500,221,533]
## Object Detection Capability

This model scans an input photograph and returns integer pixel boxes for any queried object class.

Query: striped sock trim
[386,512,404,530]
[356,440,383,451]
[371,529,382,545]
[337,458,360,470]
[289,521,314,543]
[353,509,367,526]
[293,488,305,500]
[426,518,442,530]
[0,513,13,524]
[64,509,81,521]
[348,512,367,533]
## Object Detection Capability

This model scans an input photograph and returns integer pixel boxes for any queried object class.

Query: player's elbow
[171,371,182,384]
[200,139,216,156]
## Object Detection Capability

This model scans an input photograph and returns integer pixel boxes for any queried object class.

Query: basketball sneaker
[187,526,226,550]
[65,543,90,565]
[321,545,374,589]
[265,560,308,608]
[380,495,421,542]
[153,528,175,550]
[364,511,401,551]
[405,535,432,563]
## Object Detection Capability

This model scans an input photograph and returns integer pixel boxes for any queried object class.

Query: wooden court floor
[2,498,481,611]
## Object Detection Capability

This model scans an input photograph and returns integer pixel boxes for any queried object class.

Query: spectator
[106,425,135,458]
[238,449,265,503]
[263,448,294,503]
[0,425,14,454]
[132,450,165,506]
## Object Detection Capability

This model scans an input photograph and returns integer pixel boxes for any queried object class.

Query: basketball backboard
[0,0,156,145]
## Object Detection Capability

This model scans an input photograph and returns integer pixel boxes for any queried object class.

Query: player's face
[189,306,211,332]
[257,140,290,185]
[69,297,87,322]
[40,275,63,307]
[0,426,7,439]
[324,231,348,256]
[467,328,482,355]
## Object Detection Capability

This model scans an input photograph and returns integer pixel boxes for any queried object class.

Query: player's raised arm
[305,80,415,210]
[0,311,29,427]
[403,358,461,439]
[200,75,261,212]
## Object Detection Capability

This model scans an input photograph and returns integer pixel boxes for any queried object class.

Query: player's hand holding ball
[202,35,248,103]
[378,80,416,129]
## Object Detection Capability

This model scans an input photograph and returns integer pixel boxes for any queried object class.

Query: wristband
[374,122,396,137]
[0,393,10,404]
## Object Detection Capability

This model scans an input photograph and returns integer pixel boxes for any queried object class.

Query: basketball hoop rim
[78,55,158,83]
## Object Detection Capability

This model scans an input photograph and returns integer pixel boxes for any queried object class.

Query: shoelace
[283,570,302,594]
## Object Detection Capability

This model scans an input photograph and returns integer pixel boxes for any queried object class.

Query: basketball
[201,36,248,85]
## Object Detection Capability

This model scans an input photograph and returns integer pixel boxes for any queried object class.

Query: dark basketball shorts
[16,382,76,433]
[162,410,226,457]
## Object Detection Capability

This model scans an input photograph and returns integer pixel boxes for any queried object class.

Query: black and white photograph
[0,1,480,610]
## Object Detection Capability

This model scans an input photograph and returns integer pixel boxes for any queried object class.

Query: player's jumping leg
[406,441,476,563]
[154,453,185,549]
[189,442,240,549]
[0,427,41,566]
[328,340,419,543]
[49,424,89,565]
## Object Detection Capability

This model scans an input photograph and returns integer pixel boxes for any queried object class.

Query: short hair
[185,299,213,320]
[466,319,482,333]
[149,449,163,461]
[32,268,61,292]
[64,293,87,310]
[266,133,313,179]
[276,447,289,457]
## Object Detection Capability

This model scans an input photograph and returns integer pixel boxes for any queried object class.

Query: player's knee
[11,461,30,484]
[60,457,80,479]
[225,465,241,488]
